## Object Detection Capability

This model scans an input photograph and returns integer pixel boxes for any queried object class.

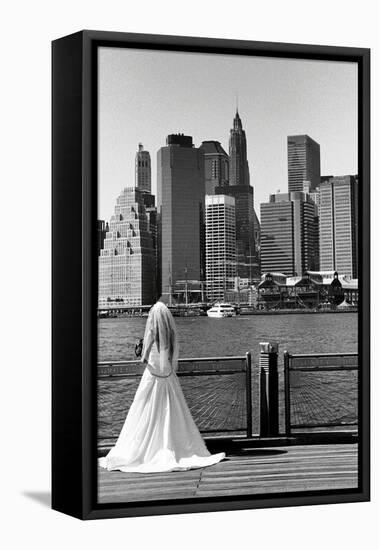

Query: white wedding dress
[99,311,225,473]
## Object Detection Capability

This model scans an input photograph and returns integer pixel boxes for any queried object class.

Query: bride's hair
[142,301,178,361]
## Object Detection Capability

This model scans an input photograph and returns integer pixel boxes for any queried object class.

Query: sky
[98,47,358,222]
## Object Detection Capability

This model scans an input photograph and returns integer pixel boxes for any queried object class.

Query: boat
[206,302,236,318]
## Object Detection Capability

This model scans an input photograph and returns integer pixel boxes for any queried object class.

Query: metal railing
[97,347,358,445]
[98,353,252,442]
[284,352,358,435]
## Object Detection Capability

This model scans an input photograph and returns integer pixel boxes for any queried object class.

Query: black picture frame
[52,30,370,520]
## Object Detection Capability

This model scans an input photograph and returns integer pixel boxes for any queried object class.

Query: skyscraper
[303,181,320,269]
[135,143,151,193]
[260,192,318,276]
[215,111,258,280]
[157,134,205,300]
[319,175,358,278]
[229,110,250,187]
[200,140,229,195]
[98,187,156,307]
[205,194,236,301]
[288,135,321,193]
[141,191,158,296]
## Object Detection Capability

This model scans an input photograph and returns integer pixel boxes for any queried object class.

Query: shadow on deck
[98,443,358,504]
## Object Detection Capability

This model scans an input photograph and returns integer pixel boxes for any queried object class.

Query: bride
[99,301,225,473]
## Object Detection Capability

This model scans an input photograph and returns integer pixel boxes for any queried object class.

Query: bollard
[259,342,279,437]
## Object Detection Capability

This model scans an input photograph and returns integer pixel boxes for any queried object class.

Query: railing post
[245,352,253,438]
[283,350,291,437]
[259,342,279,437]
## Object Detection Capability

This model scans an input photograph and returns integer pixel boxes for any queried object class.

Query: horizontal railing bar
[292,422,358,428]
[98,355,246,367]
[287,352,358,358]
[98,360,141,366]
[179,369,245,376]
[179,356,246,362]
[97,432,246,446]
[98,369,246,379]
[289,366,358,372]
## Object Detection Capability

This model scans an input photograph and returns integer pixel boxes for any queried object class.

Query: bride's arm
[141,328,154,364]
[172,342,179,372]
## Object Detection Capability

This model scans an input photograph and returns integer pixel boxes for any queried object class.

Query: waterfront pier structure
[98,345,358,503]
[257,270,358,310]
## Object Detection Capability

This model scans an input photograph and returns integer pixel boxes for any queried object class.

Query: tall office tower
[141,192,158,293]
[215,110,258,280]
[98,187,156,307]
[135,143,151,193]
[319,175,358,278]
[97,219,108,256]
[288,135,321,193]
[303,181,320,269]
[229,110,250,186]
[200,141,229,195]
[205,195,236,301]
[260,192,319,276]
[157,134,205,300]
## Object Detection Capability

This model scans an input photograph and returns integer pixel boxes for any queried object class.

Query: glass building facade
[319,176,358,278]
[260,192,319,276]
[157,134,205,301]
[288,135,321,193]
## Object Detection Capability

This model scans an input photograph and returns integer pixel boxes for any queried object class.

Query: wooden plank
[98,488,197,503]
[195,480,358,496]
[210,452,357,464]
[202,470,358,481]
[97,443,358,504]
[98,470,202,481]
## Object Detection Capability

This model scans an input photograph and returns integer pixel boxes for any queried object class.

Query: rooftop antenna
[236,91,239,113]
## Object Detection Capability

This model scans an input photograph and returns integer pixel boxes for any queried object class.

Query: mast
[184,266,188,306]
[168,262,172,307]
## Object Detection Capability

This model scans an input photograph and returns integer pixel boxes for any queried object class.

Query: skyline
[99,47,358,222]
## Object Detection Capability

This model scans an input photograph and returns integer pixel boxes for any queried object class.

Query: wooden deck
[98,443,358,503]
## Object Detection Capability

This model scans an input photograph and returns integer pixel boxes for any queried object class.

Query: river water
[98,312,358,363]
